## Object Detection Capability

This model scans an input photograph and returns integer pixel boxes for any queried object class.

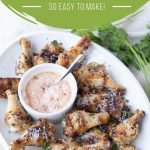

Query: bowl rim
[18,63,78,117]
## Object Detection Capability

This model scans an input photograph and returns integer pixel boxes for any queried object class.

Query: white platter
[0,31,150,150]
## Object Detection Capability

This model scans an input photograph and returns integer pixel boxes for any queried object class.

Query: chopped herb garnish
[43,57,50,63]
[42,143,50,150]
[122,110,128,116]
[125,99,129,103]
[112,143,118,150]
[51,40,59,46]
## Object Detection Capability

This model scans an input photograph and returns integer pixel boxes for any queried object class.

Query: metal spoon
[53,54,85,85]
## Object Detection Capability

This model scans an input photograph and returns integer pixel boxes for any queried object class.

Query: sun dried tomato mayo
[23,72,71,113]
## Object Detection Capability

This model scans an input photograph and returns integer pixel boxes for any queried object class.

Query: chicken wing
[63,110,109,136]
[5,90,31,132]
[9,119,55,150]
[57,36,91,68]
[0,78,19,98]
[110,109,145,145]
[16,38,32,75]
[33,40,64,66]
[74,125,108,145]
[43,138,110,150]
[49,142,68,150]
[78,139,111,150]
[74,125,110,149]
[9,138,25,150]
[48,139,79,150]
[76,93,131,122]
[119,145,136,150]
[73,62,125,95]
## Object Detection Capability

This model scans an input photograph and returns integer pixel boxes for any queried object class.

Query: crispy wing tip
[9,138,25,150]
[132,109,145,124]
[99,112,110,124]
[16,37,32,75]
[20,37,31,49]
[79,35,91,48]
[57,35,91,68]
[0,78,19,99]
[6,89,17,96]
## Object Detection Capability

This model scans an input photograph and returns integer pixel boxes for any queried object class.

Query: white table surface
[0,1,150,149]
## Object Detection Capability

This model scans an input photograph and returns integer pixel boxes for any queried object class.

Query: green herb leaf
[73,25,150,98]
[42,143,50,150]
[134,35,150,63]
[51,40,59,45]
[112,143,118,150]
[125,99,129,103]
[43,57,50,63]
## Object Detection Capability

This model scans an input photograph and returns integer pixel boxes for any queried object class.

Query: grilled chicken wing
[9,119,55,150]
[74,126,110,150]
[78,139,111,150]
[49,144,68,150]
[119,145,136,150]
[9,138,25,150]
[0,78,19,98]
[49,142,68,150]
[73,62,125,94]
[49,139,79,150]
[33,40,64,65]
[63,110,109,136]
[74,126,108,145]
[57,36,91,68]
[16,38,32,75]
[48,142,111,150]
[110,109,145,145]
[76,93,131,122]
[5,90,31,132]
[46,138,110,150]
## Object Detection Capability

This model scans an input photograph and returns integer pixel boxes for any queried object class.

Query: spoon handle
[59,54,85,82]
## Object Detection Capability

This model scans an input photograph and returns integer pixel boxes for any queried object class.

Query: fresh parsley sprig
[72,25,150,98]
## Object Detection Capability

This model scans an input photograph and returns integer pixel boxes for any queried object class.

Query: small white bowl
[18,63,77,123]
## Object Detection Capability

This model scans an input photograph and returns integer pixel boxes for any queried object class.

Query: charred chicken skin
[5,90,31,132]
[33,40,64,65]
[76,93,131,122]
[110,109,145,145]
[16,38,32,75]
[0,78,19,99]
[73,62,125,94]
[57,36,91,68]
[9,119,55,150]
[63,110,109,137]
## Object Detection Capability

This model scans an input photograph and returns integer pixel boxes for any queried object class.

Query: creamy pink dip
[23,72,71,113]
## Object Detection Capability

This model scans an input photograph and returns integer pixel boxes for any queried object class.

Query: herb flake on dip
[23,72,71,113]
